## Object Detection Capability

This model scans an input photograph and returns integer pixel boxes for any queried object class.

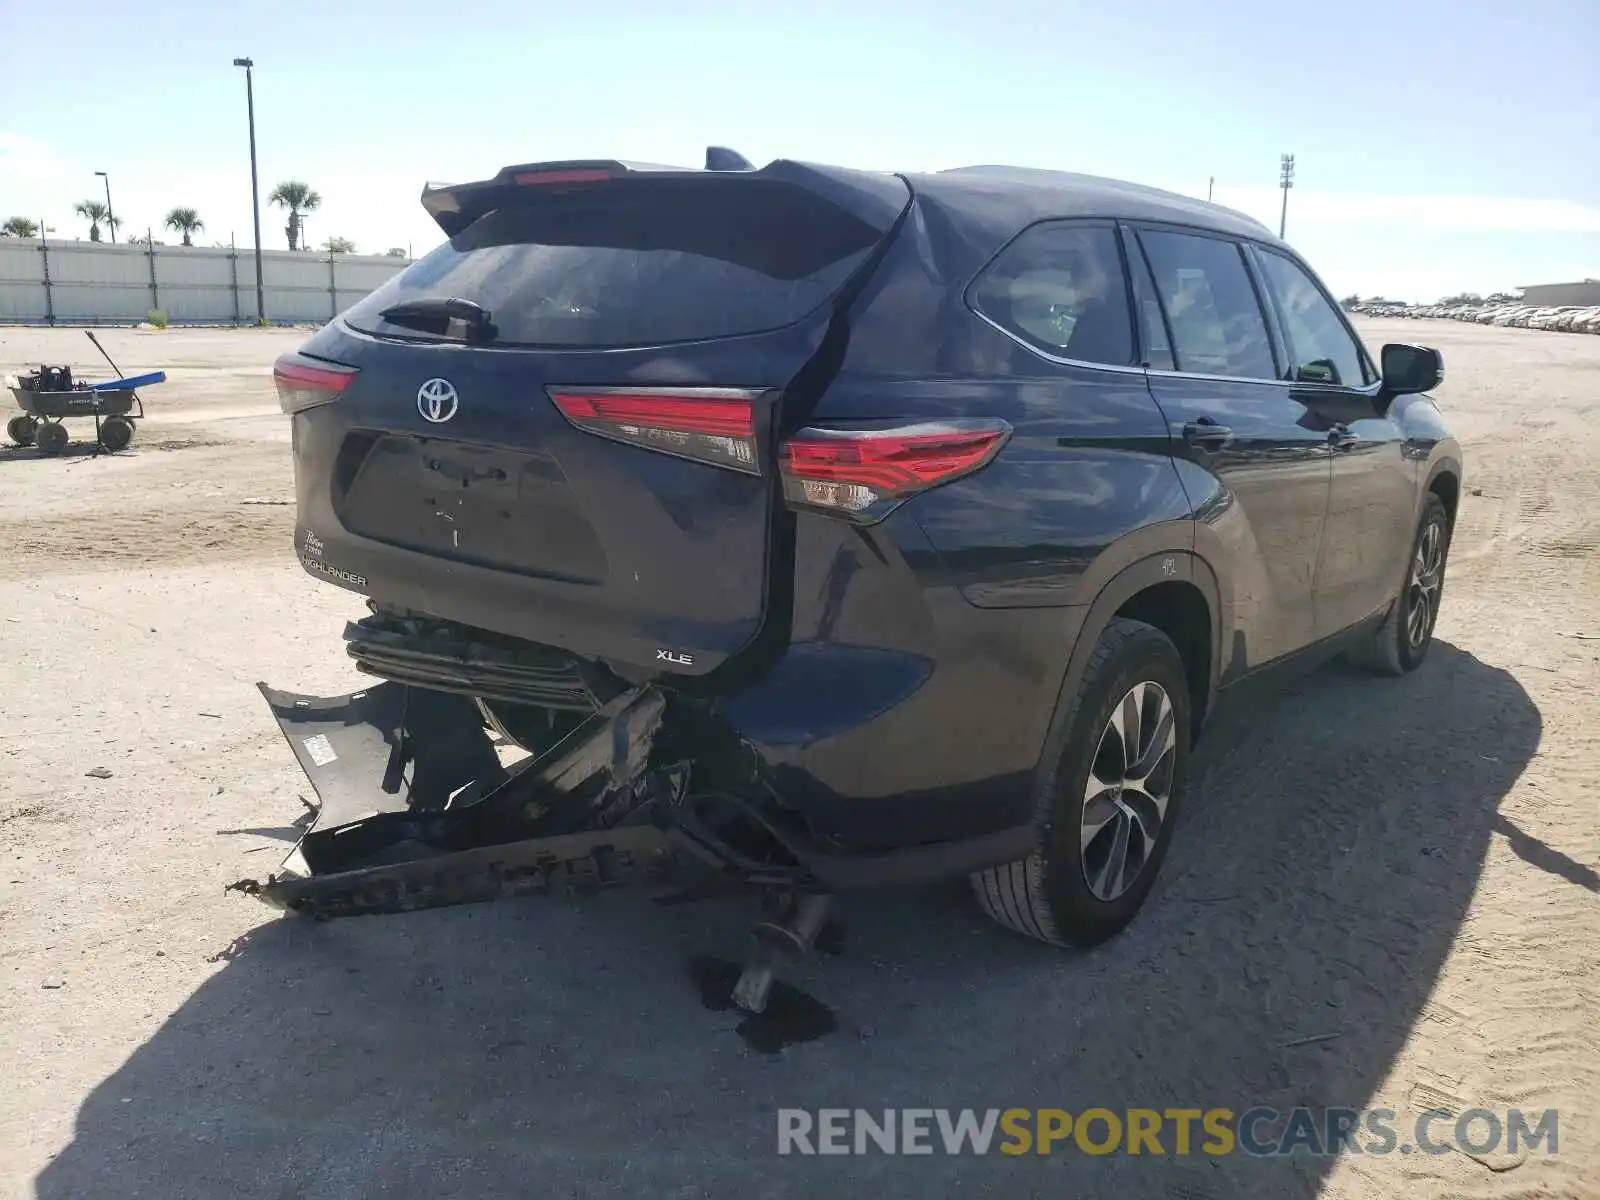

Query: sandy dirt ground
[0,320,1595,1199]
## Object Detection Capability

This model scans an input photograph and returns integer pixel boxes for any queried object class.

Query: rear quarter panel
[719,197,1200,846]
[817,199,1194,610]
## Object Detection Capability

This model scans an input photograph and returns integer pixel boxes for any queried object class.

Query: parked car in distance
[272,154,1463,947]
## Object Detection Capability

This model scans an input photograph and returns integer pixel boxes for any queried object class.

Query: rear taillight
[274,354,357,414]
[547,387,761,474]
[779,420,1011,521]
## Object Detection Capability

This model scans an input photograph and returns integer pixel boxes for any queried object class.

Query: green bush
[147,309,168,329]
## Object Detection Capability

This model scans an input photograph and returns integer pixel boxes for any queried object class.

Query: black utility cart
[6,331,166,455]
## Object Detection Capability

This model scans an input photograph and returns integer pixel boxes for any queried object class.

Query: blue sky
[2,0,1596,301]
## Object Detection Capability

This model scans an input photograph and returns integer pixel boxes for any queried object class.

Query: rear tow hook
[731,892,835,1014]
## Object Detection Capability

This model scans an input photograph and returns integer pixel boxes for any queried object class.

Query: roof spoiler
[421,154,755,236]
[419,156,911,239]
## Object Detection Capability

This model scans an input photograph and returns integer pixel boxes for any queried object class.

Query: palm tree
[164,207,204,247]
[75,199,120,242]
[0,216,39,238]
[268,181,321,251]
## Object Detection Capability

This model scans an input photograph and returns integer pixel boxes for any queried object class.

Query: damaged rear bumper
[235,679,1031,919]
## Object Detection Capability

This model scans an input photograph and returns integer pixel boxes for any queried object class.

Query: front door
[1248,246,1418,636]
[1129,225,1333,676]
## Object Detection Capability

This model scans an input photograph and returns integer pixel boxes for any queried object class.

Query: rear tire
[475,697,584,758]
[1344,495,1450,675]
[7,414,37,447]
[34,421,68,456]
[98,415,134,452]
[971,618,1191,947]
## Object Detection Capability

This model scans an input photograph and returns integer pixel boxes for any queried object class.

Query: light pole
[1207,176,1215,202]
[1278,153,1296,238]
[233,57,266,323]
[93,171,116,243]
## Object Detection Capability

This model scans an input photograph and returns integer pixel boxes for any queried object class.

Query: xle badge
[657,649,694,667]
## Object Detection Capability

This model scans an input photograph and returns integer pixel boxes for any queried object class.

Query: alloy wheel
[1080,681,1177,902]
[1406,520,1445,649]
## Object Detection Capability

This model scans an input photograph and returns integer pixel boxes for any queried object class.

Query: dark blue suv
[263,152,1461,958]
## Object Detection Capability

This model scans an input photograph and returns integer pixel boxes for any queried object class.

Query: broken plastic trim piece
[230,823,676,917]
[237,679,675,916]
[257,681,506,825]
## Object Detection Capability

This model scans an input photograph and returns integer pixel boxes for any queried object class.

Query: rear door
[300,163,909,674]
[1128,224,1333,674]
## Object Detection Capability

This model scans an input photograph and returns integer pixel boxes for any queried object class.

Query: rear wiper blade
[378,296,497,341]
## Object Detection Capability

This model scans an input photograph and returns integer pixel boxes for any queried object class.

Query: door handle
[1182,418,1233,450]
[1328,424,1360,450]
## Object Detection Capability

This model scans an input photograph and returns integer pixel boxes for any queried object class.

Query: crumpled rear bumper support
[232,822,675,917]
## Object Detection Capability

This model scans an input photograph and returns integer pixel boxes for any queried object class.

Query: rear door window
[1127,234,1176,371]
[345,179,889,348]
[1254,249,1372,386]
[969,222,1136,367]
[1137,229,1278,380]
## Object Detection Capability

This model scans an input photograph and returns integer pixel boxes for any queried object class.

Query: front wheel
[1345,494,1451,675]
[971,618,1191,947]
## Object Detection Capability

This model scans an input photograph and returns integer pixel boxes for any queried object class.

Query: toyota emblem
[417,378,459,424]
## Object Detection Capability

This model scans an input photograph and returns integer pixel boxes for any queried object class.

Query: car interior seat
[1064,299,1133,365]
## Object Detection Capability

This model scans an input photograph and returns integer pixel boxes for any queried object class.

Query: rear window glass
[345,181,886,348]
[1128,238,1176,370]
[969,223,1136,366]
[1138,230,1277,380]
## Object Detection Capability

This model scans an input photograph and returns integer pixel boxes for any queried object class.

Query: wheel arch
[1048,551,1221,756]
[1424,459,1462,531]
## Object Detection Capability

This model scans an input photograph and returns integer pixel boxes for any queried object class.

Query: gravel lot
[1,319,1595,1199]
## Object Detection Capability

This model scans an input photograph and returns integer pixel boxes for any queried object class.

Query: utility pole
[1207,176,1214,202]
[1278,153,1296,238]
[233,57,266,323]
[94,171,116,243]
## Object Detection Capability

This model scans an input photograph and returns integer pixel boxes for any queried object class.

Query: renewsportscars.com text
[776,1107,1560,1158]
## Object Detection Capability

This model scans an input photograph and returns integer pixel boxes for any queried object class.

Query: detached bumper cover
[233,681,676,916]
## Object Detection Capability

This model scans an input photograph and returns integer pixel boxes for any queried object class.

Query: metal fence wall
[0,239,411,325]
[1519,282,1600,308]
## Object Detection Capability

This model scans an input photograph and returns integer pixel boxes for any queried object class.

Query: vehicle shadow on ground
[37,641,1538,1199]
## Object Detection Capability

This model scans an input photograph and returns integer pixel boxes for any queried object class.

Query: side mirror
[1381,344,1444,395]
